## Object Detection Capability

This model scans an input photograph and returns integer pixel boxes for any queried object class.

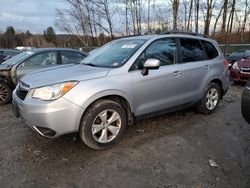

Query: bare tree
[172,0,180,30]
[212,3,224,35]
[93,0,114,38]
[187,0,193,31]
[147,0,151,34]
[194,0,200,33]
[221,0,228,33]
[204,0,215,35]
[242,0,250,33]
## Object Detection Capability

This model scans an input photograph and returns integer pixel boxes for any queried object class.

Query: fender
[80,89,134,113]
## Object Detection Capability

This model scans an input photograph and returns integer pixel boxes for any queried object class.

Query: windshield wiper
[84,63,97,67]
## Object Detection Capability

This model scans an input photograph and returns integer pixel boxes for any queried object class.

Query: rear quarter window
[201,40,219,59]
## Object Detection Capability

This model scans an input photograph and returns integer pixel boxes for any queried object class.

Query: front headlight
[232,62,239,70]
[32,81,78,101]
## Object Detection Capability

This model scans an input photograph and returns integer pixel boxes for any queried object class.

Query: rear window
[180,38,205,63]
[201,40,219,59]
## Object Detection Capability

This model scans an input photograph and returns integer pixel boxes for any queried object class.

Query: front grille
[16,82,30,100]
[241,67,250,73]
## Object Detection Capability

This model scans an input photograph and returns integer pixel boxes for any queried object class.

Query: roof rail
[159,30,208,38]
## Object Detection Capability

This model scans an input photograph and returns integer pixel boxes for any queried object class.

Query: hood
[237,58,250,67]
[0,63,12,70]
[21,64,111,88]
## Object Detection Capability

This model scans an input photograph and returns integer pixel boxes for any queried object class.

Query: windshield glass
[2,51,33,65]
[81,39,146,68]
[231,51,243,57]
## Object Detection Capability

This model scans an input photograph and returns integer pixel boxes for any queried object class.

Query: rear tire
[79,99,127,150]
[197,83,221,114]
[0,82,12,106]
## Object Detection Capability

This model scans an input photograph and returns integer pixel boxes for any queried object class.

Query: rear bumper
[230,69,250,82]
[12,90,84,138]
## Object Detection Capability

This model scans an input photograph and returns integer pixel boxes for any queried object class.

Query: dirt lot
[0,84,250,188]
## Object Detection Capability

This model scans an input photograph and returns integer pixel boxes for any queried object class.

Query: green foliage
[43,27,56,44]
[5,26,15,35]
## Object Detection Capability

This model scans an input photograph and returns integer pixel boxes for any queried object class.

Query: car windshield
[2,51,33,65]
[231,51,243,57]
[81,39,146,68]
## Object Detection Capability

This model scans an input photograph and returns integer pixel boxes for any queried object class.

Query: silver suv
[12,32,229,150]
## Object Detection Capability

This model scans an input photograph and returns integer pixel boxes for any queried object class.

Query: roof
[118,32,211,42]
[29,48,88,55]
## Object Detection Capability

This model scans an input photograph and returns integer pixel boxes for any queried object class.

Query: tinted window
[23,51,57,67]
[201,40,219,59]
[180,38,205,63]
[132,38,177,70]
[61,51,85,64]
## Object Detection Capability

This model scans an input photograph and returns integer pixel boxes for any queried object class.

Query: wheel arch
[209,78,223,99]
[78,91,135,131]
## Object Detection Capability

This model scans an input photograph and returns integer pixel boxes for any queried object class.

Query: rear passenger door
[178,38,211,103]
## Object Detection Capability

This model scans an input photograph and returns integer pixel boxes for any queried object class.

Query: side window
[180,38,205,63]
[23,52,57,67]
[132,38,177,70]
[244,51,250,57]
[61,51,85,64]
[201,40,219,59]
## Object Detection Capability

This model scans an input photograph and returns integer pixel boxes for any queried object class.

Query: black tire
[0,82,12,106]
[80,99,127,150]
[197,83,221,114]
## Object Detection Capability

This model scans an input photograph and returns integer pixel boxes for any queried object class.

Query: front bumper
[12,90,84,138]
[230,69,250,82]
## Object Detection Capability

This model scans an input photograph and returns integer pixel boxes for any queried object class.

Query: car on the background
[12,32,229,150]
[0,54,6,64]
[226,49,250,68]
[241,80,250,124]
[0,49,20,63]
[230,57,250,83]
[0,48,88,105]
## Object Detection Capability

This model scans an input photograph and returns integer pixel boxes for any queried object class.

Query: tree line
[56,0,250,46]
[1,0,250,50]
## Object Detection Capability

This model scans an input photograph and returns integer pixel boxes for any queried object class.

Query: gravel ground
[0,84,250,188]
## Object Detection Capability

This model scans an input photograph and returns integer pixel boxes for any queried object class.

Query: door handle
[204,65,211,70]
[172,71,182,77]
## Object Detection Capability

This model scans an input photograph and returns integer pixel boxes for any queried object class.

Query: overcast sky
[0,0,66,34]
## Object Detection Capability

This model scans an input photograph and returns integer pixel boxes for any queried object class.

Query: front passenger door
[130,38,183,116]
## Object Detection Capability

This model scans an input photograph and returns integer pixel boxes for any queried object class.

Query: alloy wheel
[206,88,219,110]
[0,84,9,103]
[92,109,121,143]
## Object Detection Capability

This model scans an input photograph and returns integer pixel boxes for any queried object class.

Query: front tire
[0,82,12,106]
[197,83,221,114]
[80,99,127,150]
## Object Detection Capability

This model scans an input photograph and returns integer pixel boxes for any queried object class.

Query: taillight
[223,60,229,67]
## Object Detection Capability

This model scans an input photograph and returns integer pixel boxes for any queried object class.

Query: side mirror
[141,59,160,76]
